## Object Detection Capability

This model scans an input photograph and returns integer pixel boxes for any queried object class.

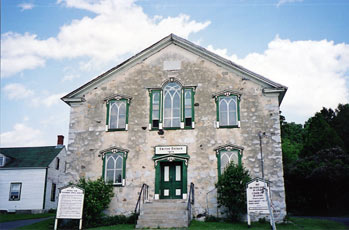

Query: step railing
[135,183,149,215]
[187,182,195,223]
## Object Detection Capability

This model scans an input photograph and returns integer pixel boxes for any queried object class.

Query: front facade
[0,137,67,213]
[62,34,287,221]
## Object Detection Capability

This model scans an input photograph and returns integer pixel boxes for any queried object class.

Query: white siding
[0,169,46,211]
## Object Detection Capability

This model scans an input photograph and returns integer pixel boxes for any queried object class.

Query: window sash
[218,96,238,126]
[109,100,127,129]
[9,183,21,201]
[105,154,124,185]
[163,83,181,128]
[219,150,241,176]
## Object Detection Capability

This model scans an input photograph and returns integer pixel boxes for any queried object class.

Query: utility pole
[258,131,276,230]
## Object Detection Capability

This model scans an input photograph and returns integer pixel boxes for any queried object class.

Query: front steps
[136,199,189,229]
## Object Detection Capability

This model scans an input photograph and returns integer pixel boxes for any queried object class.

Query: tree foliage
[216,163,251,221]
[281,103,349,215]
[74,178,114,227]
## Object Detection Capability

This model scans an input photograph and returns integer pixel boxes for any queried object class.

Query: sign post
[246,178,276,229]
[55,185,85,230]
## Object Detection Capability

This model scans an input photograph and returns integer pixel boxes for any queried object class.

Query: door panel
[160,162,182,199]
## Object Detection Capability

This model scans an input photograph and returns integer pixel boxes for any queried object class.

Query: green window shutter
[150,90,161,130]
[184,88,194,129]
[106,101,110,131]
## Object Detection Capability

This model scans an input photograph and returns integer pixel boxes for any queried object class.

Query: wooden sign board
[155,146,187,155]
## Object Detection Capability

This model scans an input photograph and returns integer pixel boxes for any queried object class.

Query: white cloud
[62,74,80,82]
[1,0,210,77]
[277,0,304,7]
[0,123,46,147]
[207,36,349,123]
[31,93,66,107]
[3,83,34,100]
[18,2,35,11]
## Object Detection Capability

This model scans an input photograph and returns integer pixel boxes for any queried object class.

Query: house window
[105,95,132,131]
[0,154,5,167]
[215,145,243,177]
[213,91,241,128]
[9,183,22,201]
[149,79,195,130]
[51,183,56,202]
[104,152,127,186]
[56,157,60,170]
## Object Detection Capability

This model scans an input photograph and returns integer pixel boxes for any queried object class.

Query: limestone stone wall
[63,44,286,221]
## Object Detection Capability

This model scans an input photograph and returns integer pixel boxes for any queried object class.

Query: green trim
[182,162,187,194]
[192,89,195,124]
[106,102,110,127]
[126,100,129,126]
[155,163,160,196]
[216,97,219,122]
[102,155,106,179]
[149,90,161,130]
[181,88,184,123]
[219,125,239,129]
[42,168,48,209]
[184,88,194,128]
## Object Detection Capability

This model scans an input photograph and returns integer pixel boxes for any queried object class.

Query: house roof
[62,34,287,105]
[0,146,64,168]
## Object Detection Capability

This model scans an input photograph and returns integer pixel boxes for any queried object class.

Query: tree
[280,120,304,165]
[216,163,251,221]
[301,113,344,157]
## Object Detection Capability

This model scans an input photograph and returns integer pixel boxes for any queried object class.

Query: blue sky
[1,0,349,147]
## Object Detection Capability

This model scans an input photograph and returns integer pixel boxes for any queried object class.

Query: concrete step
[136,199,189,228]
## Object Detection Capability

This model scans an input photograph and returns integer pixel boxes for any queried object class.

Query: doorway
[159,162,183,199]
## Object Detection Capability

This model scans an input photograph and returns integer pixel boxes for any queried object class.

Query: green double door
[160,162,183,199]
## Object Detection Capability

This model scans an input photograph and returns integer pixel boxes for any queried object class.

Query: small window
[213,91,241,128]
[0,155,5,167]
[151,91,161,129]
[9,183,22,201]
[51,183,56,202]
[105,96,131,131]
[104,153,127,186]
[56,158,60,170]
[184,89,193,128]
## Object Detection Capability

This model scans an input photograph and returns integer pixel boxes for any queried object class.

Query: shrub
[73,177,114,227]
[216,163,251,221]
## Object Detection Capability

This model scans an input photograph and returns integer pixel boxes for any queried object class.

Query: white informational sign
[56,185,85,219]
[155,146,187,155]
[247,179,270,214]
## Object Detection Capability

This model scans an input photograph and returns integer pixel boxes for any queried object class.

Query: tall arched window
[213,90,241,128]
[105,95,132,131]
[105,154,124,185]
[109,101,126,129]
[149,79,195,130]
[214,144,243,177]
[163,82,181,128]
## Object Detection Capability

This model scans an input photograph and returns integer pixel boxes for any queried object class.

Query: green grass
[0,213,55,223]
[12,217,347,230]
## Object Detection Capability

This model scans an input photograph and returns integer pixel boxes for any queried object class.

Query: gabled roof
[0,146,64,168]
[62,34,287,105]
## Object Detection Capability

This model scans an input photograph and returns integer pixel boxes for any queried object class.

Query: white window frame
[105,153,125,186]
[9,182,22,201]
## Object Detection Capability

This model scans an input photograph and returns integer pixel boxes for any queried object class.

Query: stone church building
[61,34,287,227]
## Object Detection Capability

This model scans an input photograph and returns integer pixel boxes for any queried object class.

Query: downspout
[42,168,48,211]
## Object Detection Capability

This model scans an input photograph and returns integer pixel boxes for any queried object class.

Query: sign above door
[155,145,187,155]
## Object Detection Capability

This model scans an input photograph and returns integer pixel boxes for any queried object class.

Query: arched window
[105,154,124,185]
[214,144,243,177]
[109,101,126,129]
[105,95,132,131]
[163,82,181,128]
[149,79,195,130]
[213,90,241,128]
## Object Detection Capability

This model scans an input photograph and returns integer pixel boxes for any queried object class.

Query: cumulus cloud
[207,36,349,123]
[277,0,304,7]
[31,93,67,107]
[1,0,210,77]
[18,2,35,11]
[0,123,46,147]
[3,83,34,100]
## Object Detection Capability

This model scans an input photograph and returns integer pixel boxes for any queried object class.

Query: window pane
[109,103,118,129]
[231,151,239,164]
[228,97,237,125]
[219,98,228,126]
[221,154,229,173]
[116,156,123,169]
[115,170,122,183]
[107,156,115,169]
[106,170,114,183]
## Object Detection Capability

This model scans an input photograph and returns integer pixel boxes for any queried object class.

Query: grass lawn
[0,213,55,223]
[14,217,347,230]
